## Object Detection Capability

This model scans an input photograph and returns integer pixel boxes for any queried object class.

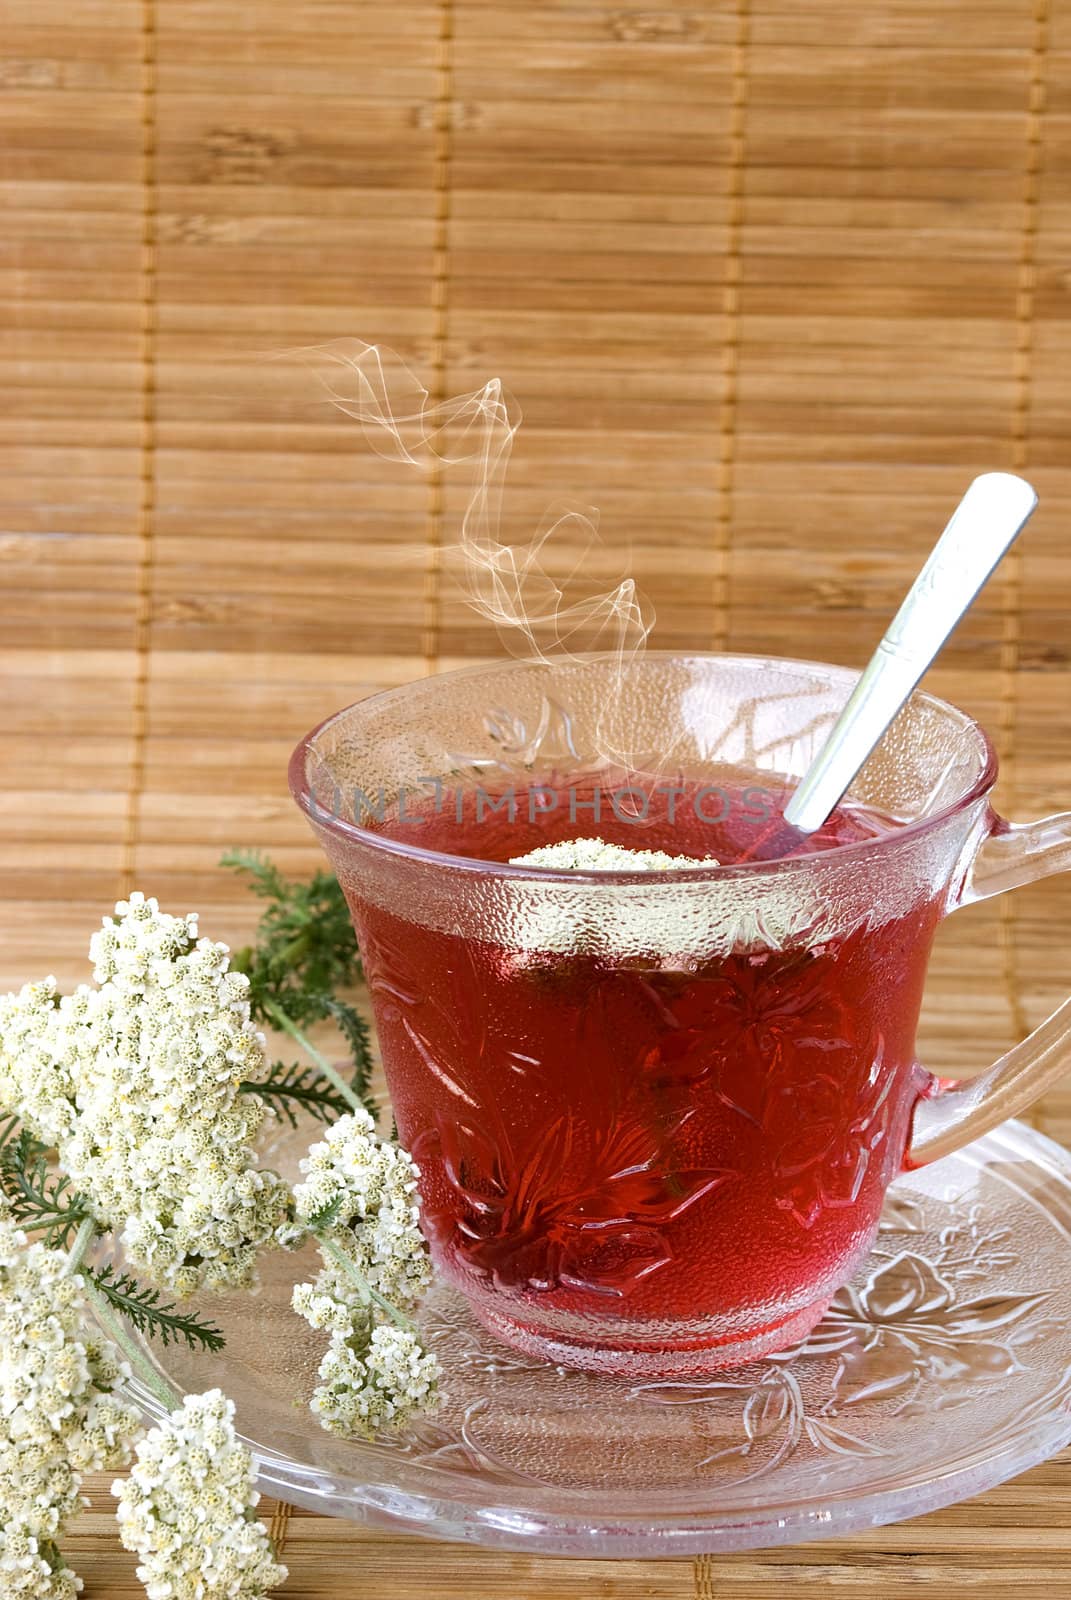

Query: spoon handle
[783,471,1038,834]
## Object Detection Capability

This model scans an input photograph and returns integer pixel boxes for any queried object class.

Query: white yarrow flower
[292,1112,431,1311]
[0,1216,140,1600]
[0,1528,80,1600]
[0,894,292,1296]
[0,979,77,1151]
[114,1389,286,1600]
[291,1113,440,1437]
[311,1325,440,1438]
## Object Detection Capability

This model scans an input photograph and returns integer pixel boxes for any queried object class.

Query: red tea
[344,771,940,1367]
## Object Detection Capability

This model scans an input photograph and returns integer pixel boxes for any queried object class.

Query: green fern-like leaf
[320,998,374,1104]
[1,1142,90,1250]
[220,848,288,904]
[305,1194,344,1232]
[0,1115,23,1168]
[222,849,376,1117]
[240,1060,353,1129]
[222,848,361,1000]
[85,1264,226,1353]
[2,1123,46,1168]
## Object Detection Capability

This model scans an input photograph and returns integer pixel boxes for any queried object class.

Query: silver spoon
[781,471,1038,838]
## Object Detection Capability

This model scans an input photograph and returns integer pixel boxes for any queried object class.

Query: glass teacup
[290,653,1071,1377]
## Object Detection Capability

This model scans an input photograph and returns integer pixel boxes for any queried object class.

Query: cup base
[472,1297,833,1380]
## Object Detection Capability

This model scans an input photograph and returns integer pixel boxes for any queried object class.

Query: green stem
[61,1223,182,1412]
[318,1234,415,1334]
[78,1274,180,1414]
[65,1216,98,1276]
[263,1000,363,1115]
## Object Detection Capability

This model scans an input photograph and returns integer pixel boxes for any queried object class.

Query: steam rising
[306,340,655,669]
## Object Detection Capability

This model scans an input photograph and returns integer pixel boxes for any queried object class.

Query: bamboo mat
[59,987,1071,1599]
[60,1452,1071,1598]
[4,0,1071,1593]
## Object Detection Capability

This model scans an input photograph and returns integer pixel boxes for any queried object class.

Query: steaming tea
[344,771,940,1371]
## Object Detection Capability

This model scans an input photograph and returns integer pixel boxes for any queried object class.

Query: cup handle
[906,809,1071,1167]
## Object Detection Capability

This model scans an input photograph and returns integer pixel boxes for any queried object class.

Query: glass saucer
[121,1119,1071,1558]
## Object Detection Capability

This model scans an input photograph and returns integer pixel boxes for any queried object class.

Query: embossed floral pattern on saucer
[121,1120,1071,1558]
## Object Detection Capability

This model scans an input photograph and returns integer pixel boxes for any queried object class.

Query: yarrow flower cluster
[114,1389,286,1600]
[293,1110,432,1308]
[0,879,444,1597]
[0,1207,140,1599]
[291,1112,440,1436]
[311,1324,440,1438]
[0,894,292,1296]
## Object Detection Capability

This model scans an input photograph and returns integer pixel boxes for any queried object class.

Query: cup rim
[288,651,999,882]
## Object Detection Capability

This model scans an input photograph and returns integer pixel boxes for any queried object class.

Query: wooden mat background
[4,0,1071,1593]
